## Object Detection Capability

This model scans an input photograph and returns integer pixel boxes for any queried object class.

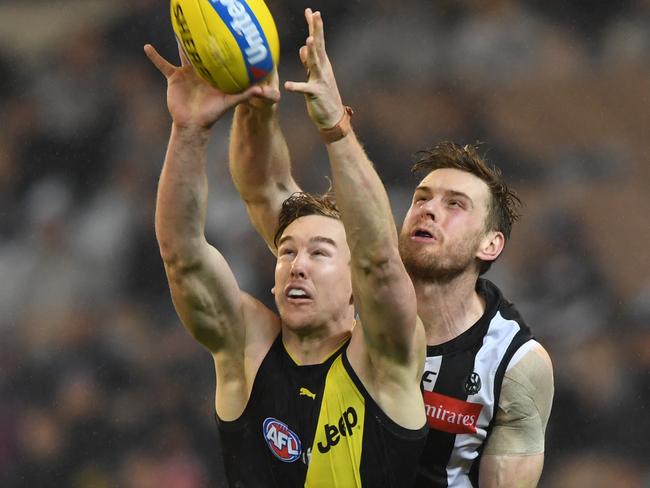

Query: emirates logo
[422,391,482,434]
[464,372,481,395]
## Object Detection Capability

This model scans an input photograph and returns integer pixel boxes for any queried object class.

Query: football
[170,0,280,93]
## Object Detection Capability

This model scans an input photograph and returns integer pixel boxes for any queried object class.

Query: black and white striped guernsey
[416,278,533,487]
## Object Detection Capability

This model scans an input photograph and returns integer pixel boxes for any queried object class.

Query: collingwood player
[228,11,554,488]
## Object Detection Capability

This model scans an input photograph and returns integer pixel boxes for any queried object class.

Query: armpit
[483,342,554,456]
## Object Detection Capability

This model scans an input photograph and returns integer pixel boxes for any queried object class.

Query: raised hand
[246,68,281,112]
[144,43,280,129]
[284,9,345,130]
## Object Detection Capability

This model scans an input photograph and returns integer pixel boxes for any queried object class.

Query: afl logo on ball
[464,372,481,395]
[262,417,302,462]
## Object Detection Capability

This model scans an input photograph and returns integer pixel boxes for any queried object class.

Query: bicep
[479,343,554,486]
[484,343,554,455]
[165,243,245,351]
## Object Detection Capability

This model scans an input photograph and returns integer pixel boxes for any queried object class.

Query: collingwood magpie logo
[464,372,481,395]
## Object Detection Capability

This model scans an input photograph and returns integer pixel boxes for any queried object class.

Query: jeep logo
[317,407,358,453]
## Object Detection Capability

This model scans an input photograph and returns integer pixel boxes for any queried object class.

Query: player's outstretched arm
[229,70,301,254]
[479,343,554,487]
[145,44,279,418]
[285,9,425,427]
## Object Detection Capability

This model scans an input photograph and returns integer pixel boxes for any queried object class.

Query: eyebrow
[311,236,337,247]
[414,186,474,206]
[277,235,338,247]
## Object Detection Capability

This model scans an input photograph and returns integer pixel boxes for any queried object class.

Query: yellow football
[170,0,280,93]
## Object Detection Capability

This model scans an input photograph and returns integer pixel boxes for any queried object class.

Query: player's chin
[400,239,433,261]
[279,307,316,329]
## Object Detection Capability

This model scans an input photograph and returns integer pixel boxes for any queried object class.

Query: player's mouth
[285,285,313,302]
[411,227,438,243]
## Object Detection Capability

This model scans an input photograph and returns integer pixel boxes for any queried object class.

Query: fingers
[226,85,265,109]
[236,84,284,109]
[301,37,322,78]
[242,84,264,100]
[253,83,281,104]
[312,11,326,49]
[284,80,316,96]
[177,41,191,67]
[303,9,325,50]
[144,44,176,78]
[305,8,314,37]
[261,68,280,90]
[300,9,326,76]
[299,45,309,69]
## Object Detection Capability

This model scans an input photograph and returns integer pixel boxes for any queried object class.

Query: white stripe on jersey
[445,311,525,487]
[422,355,443,392]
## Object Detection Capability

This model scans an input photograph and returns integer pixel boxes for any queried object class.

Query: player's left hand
[144,43,280,130]
[285,9,345,130]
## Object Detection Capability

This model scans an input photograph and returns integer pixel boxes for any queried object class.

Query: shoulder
[498,341,554,428]
[505,341,553,388]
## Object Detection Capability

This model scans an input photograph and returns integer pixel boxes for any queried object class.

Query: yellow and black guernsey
[217,334,427,487]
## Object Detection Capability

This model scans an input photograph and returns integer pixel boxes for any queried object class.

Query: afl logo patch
[464,372,482,395]
[262,417,302,463]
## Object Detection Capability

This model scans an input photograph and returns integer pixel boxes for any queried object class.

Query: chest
[249,353,333,464]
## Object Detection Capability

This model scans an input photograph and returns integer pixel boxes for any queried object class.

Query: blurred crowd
[0,0,648,486]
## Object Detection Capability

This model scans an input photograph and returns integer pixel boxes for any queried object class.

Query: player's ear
[476,231,504,263]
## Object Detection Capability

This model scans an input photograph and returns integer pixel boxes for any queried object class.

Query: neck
[281,318,353,365]
[413,271,485,346]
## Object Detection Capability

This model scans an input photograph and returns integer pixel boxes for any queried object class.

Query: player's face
[399,168,492,282]
[274,215,353,332]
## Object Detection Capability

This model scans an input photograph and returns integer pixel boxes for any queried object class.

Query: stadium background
[0,0,648,486]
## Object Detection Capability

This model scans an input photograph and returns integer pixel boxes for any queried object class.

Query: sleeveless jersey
[416,279,533,487]
[217,335,428,487]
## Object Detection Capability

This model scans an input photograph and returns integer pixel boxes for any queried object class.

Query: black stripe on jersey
[341,353,428,488]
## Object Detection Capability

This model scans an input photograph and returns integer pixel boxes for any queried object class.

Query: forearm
[327,130,418,360]
[229,104,299,248]
[156,124,211,264]
[326,131,399,263]
[229,103,295,199]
